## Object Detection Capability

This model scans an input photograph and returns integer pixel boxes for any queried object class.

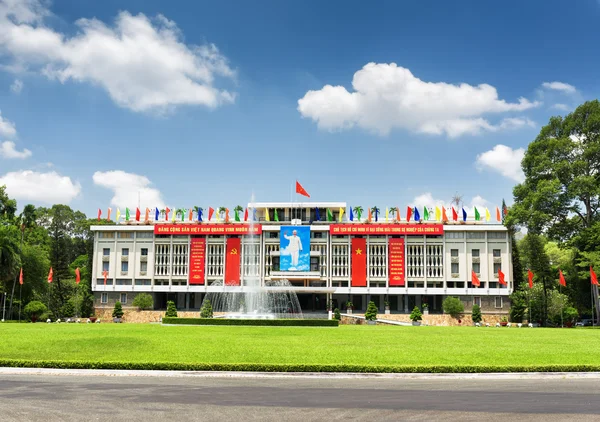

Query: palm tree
[176,208,186,221]
[159,208,166,219]
[234,205,244,221]
[218,207,227,221]
[20,204,37,229]
[371,206,380,222]
[389,207,397,221]
[353,206,363,221]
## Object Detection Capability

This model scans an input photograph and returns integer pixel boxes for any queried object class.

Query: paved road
[1,372,600,421]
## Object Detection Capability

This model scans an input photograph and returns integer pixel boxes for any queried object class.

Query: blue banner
[279,226,310,271]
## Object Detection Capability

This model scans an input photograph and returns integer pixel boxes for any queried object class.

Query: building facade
[91,202,512,314]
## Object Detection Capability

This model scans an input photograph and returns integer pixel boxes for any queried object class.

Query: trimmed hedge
[162,318,338,327]
[0,359,599,373]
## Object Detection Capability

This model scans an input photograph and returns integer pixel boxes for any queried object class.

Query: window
[467,231,485,239]
[493,249,501,258]
[137,232,153,239]
[473,296,481,307]
[451,263,459,274]
[310,257,319,272]
[268,232,279,239]
[311,231,323,239]
[117,232,134,239]
[471,249,480,258]
[122,248,129,256]
[134,279,151,286]
[102,261,109,272]
[141,248,148,256]
[272,257,280,271]
[493,262,501,274]
[451,249,459,257]
[101,293,108,304]
[121,261,128,273]
[472,263,480,274]
[98,232,115,239]
[140,261,148,272]
[446,232,464,239]
[103,248,110,256]
[488,232,507,239]
[495,296,503,308]
[120,293,127,304]
[116,279,132,285]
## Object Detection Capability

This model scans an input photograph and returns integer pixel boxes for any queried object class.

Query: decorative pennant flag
[327,208,333,222]
[339,207,345,222]
[498,269,506,286]
[135,207,141,222]
[471,270,480,287]
[442,207,448,222]
[208,207,214,221]
[315,207,321,221]
[502,198,508,221]
[155,208,159,221]
[462,207,467,222]
[165,207,171,221]
[252,208,257,222]
[559,269,566,287]
[528,269,534,289]
[406,206,412,222]
[435,206,441,222]
[107,208,112,221]
[452,207,458,222]
[474,207,481,221]
[273,208,279,222]
[385,207,389,222]
[591,267,598,285]
[75,267,81,284]
[349,206,354,221]
[198,208,203,222]
[485,208,491,222]
[215,209,221,222]
[414,207,421,222]
[234,208,241,222]
[172,208,177,222]
[396,205,402,222]
[188,208,193,221]
[145,208,150,222]
[367,208,372,222]
[48,267,53,283]
[116,208,121,222]
[19,268,23,285]
[374,208,379,222]
[265,208,270,222]
[103,270,108,285]
[295,180,310,198]
[423,206,429,221]
[244,208,248,222]
[97,208,102,221]
[125,208,130,221]
[225,208,230,223]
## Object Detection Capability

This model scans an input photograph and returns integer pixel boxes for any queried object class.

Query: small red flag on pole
[165,207,171,221]
[19,268,23,285]
[498,269,506,286]
[97,208,102,221]
[471,270,481,287]
[528,269,534,288]
[452,207,458,221]
[107,208,112,221]
[591,267,598,285]
[295,181,310,198]
[103,270,108,285]
[135,208,141,222]
[75,268,81,284]
[244,208,248,222]
[559,269,566,287]
[47,267,53,283]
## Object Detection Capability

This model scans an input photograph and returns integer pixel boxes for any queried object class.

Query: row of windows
[474,296,503,308]
[100,293,127,304]
[450,249,502,275]
[102,248,149,274]
[98,231,154,239]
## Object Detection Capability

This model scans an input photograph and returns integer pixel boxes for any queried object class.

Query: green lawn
[1,324,599,372]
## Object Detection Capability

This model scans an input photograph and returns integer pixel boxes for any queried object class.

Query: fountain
[200,193,303,319]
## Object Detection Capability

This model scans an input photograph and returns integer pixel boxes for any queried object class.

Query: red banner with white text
[388,238,405,286]
[189,237,206,285]
[154,224,262,236]
[225,237,241,286]
[351,238,367,287]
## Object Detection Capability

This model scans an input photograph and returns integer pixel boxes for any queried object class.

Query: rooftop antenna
[451,193,463,209]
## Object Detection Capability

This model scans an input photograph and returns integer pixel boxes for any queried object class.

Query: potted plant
[365,301,378,325]
[384,300,391,315]
[112,301,124,323]
[346,301,353,315]
[422,303,429,315]
[410,306,422,326]
[500,316,508,327]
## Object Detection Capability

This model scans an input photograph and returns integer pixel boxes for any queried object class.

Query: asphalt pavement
[1,371,599,421]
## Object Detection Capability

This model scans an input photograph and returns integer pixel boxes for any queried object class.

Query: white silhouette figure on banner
[283,229,303,268]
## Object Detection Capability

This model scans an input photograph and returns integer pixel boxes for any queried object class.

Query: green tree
[0,185,17,221]
[442,296,464,319]
[132,293,154,311]
[60,300,75,318]
[519,234,552,325]
[389,207,397,220]
[23,300,47,322]
[364,301,378,321]
[233,205,243,222]
[509,290,527,322]
[409,306,422,322]
[353,206,363,221]
[200,299,213,318]
[0,225,21,299]
[471,304,482,323]
[165,300,178,317]
[112,301,124,319]
[333,308,341,321]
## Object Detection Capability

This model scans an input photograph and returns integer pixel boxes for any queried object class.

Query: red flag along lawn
[471,270,480,287]
[592,267,598,285]
[559,269,566,287]
[528,269,534,288]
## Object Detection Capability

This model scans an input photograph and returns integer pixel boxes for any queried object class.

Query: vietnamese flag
[442,207,448,222]
[592,267,598,285]
[135,207,141,222]
[75,267,81,284]
[528,269,534,289]
[406,206,412,222]
[97,208,102,221]
[48,267,53,283]
[559,269,566,287]
[295,181,310,198]
[19,268,23,285]
[351,238,367,287]
[471,270,480,287]
[452,207,458,221]
[498,269,506,286]
[103,270,108,285]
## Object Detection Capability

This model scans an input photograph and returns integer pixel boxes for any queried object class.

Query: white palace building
[91,202,512,315]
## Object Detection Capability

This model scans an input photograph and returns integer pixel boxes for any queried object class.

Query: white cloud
[475,144,525,182]
[0,1,236,112]
[0,111,17,137]
[298,62,540,137]
[469,195,489,210]
[0,170,81,203]
[0,141,31,159]
[552,103,570,111]
[412,193,446,208]
[542,82,576,94]
[9,78,23,94]
[93,170,165,208]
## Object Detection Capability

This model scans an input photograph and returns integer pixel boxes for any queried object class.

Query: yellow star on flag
[355,248,362,255]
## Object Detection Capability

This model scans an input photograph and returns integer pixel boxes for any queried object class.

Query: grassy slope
[1,324,599,370]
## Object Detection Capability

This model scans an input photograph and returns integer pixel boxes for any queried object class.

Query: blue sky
[0,0,598,217]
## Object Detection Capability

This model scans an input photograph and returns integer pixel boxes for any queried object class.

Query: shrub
[200,299,213,319]
[60,301,75,318]
[165,300,178,317]
[79,293,95,318]
[472,304,482,324]
[442,296,464,319]
[564,307,579,324]
[365,301,378,321]
[132,293,154,311]
[333,308,341,321]
[112,301,124,319]
[410,306,422,322]
[509,292,527,323]
[346,301,354,310]
[23,301,47,321]
[162,318,338,326]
